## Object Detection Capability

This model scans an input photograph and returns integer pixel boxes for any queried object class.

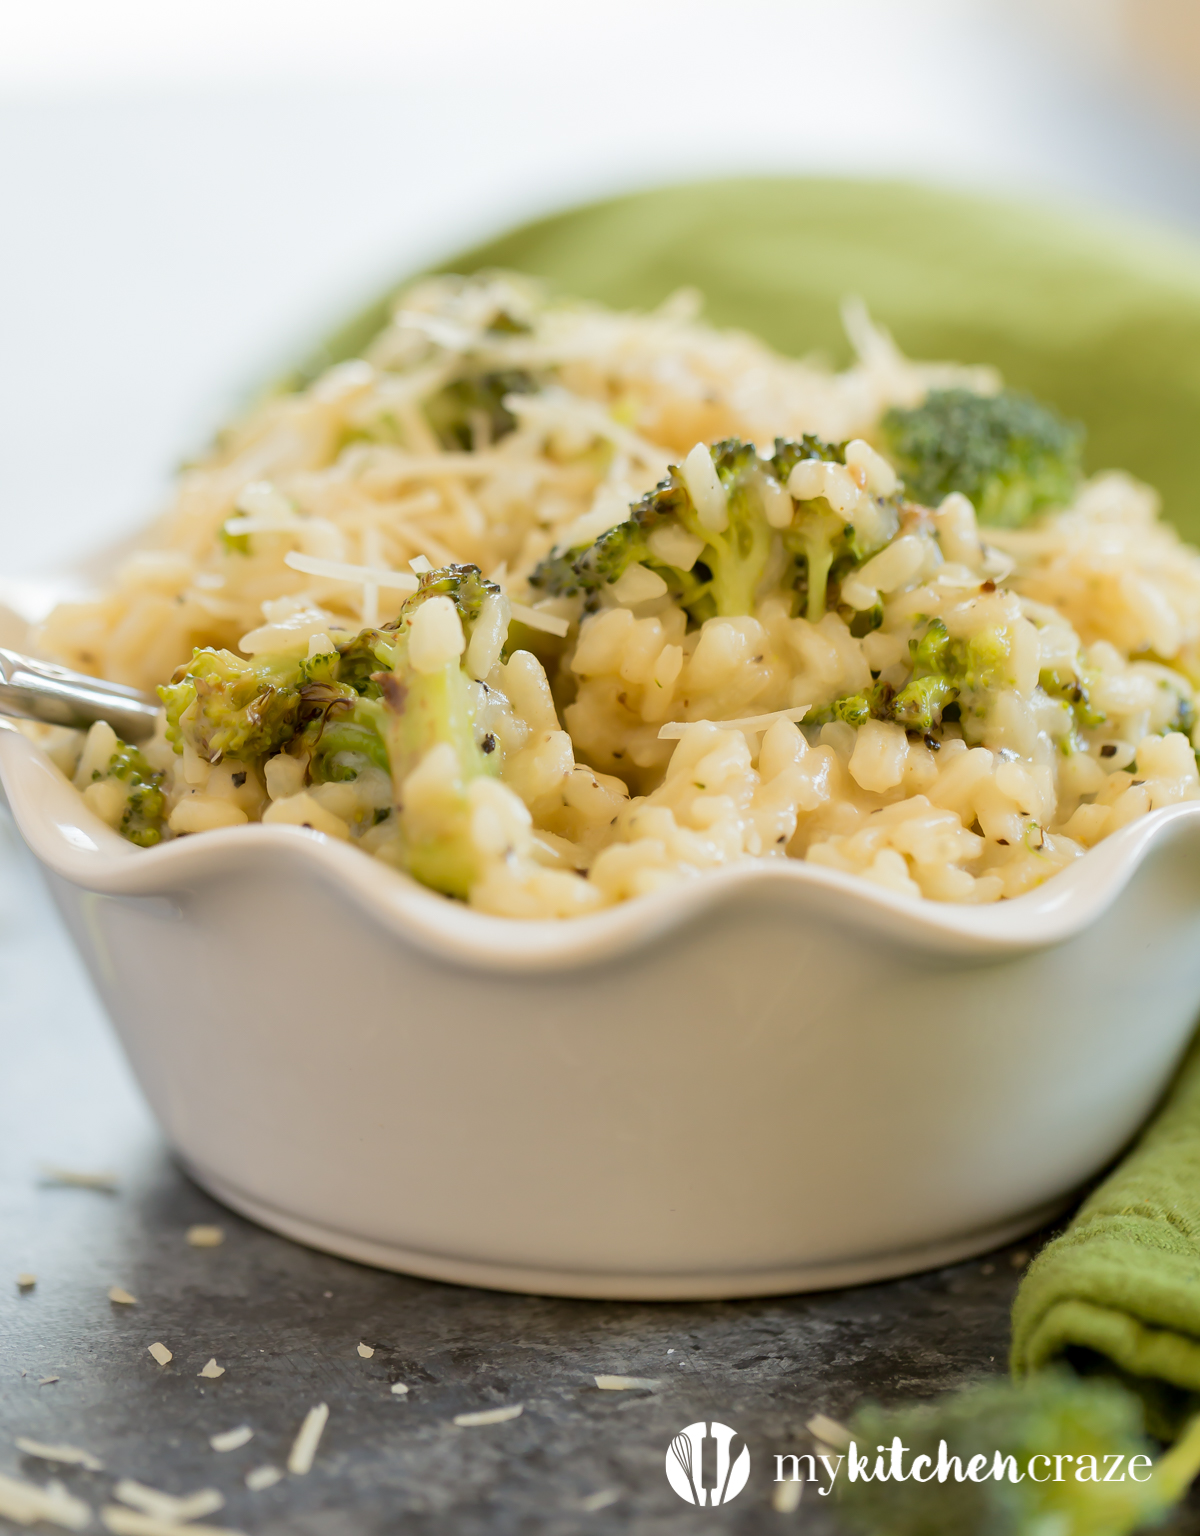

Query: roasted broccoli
[837,1371,1200,1536]
[880,387,1085,527]
[530,436,896,624]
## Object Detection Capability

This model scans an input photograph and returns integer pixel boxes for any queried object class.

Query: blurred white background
[3,0,1200,575]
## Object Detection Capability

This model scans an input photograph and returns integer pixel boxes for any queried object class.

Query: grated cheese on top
[657,706,810,739]
[593,1375,662,1392]
[283,551,419,592]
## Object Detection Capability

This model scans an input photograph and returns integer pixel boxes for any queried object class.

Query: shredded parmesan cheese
[197,1359,225,1379]
[283,551,419,592]
[773,1477,804,1512]
[185,1226,225,1248]
[0,1472,90,1530]
[244,1467,282,1493]
[508,601,570,638]
[805,1414,851,1449]
[453,1404,524,1427]
[287,1404,329,1475]
[107,1286,137,1305]
[101,1509,244,1536]
[15,1273,35,1290]
[657,706,810,739]
[593,1375,662,1392]
[14,1440,102,1473]
[147,1343,172,1367]
[112,1481,223,1524]
[209,1426,252,1454]
[356,1343,374,1359]
[38,1166,118,1192]
[390,1382,409,1397]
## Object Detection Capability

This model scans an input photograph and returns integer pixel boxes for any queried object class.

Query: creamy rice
[29,273,1200,918]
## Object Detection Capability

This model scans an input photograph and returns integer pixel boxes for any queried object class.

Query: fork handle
[0,647,159,741]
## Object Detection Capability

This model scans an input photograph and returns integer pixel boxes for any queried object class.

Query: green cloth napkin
[1012,1034,1200,1438]
[288,176,1200,541]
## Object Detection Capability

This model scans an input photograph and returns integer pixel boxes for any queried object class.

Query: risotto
[27,272,1200,918]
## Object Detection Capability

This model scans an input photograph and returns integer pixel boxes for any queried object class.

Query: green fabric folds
[1012,1035,1200,1438]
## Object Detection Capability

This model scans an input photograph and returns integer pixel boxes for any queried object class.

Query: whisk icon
[665,1421,750,1506]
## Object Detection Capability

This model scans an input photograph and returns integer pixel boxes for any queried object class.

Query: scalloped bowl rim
[4,718,1198,971]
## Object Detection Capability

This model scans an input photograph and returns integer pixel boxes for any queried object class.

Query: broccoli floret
[530,436,894,625]
[160,649,333,765]
[101,740,167,847]
[838,1371,1200,1536]
[813,617,1015,734]
[423,368,537,450]
[377,564,507,898]
[880,387,1085,527]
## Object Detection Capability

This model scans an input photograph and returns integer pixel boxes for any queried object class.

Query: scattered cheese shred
[107,1287,137,1306]
[101,1508,245,1536]
[197,1359,225,1380]
[356,1343,374,1359]
[147,1343,172,1367]
[0,1472,90,1530]
[579,1489,621,1513]
[408,556,432,574]
[390,1383,409,1397]
[16,1273,35,1291]
[805,1413,851,1449]
[38,1166,118,1192]
[287,1404,329,1475]
[185,1226,225,1249]
[508,601,570,638]
[453,1404,524,1428]
[14,1440,103,1473]
[283,551,419,592]
[209,1426,253,1454]
[39,1377,60,1386]
[244,1467,283,1493]
[658,706,810,740]
[772,1478,804,1513]
[112,1480,223,1524]
[593,1375,661,1392]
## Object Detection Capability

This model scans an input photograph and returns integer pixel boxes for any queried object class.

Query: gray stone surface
[2,811,1198,1534]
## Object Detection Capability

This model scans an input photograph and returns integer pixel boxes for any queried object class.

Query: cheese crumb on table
[209,1426,253,1453]
[185,1226,225,1248]
[287,1404,329,1475]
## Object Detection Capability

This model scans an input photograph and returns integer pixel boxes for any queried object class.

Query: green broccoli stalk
[377,564,506,898]
[530,435,895,625]
[837,1371,1200,1536]
[880,387,1085,528]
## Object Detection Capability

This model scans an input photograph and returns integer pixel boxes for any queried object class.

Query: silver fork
[0,647,159,741]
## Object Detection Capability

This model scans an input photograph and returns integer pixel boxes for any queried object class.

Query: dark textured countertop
[2,810,1197,1535]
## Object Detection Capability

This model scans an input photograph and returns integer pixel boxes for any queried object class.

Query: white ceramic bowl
[5,716,1200,1299]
